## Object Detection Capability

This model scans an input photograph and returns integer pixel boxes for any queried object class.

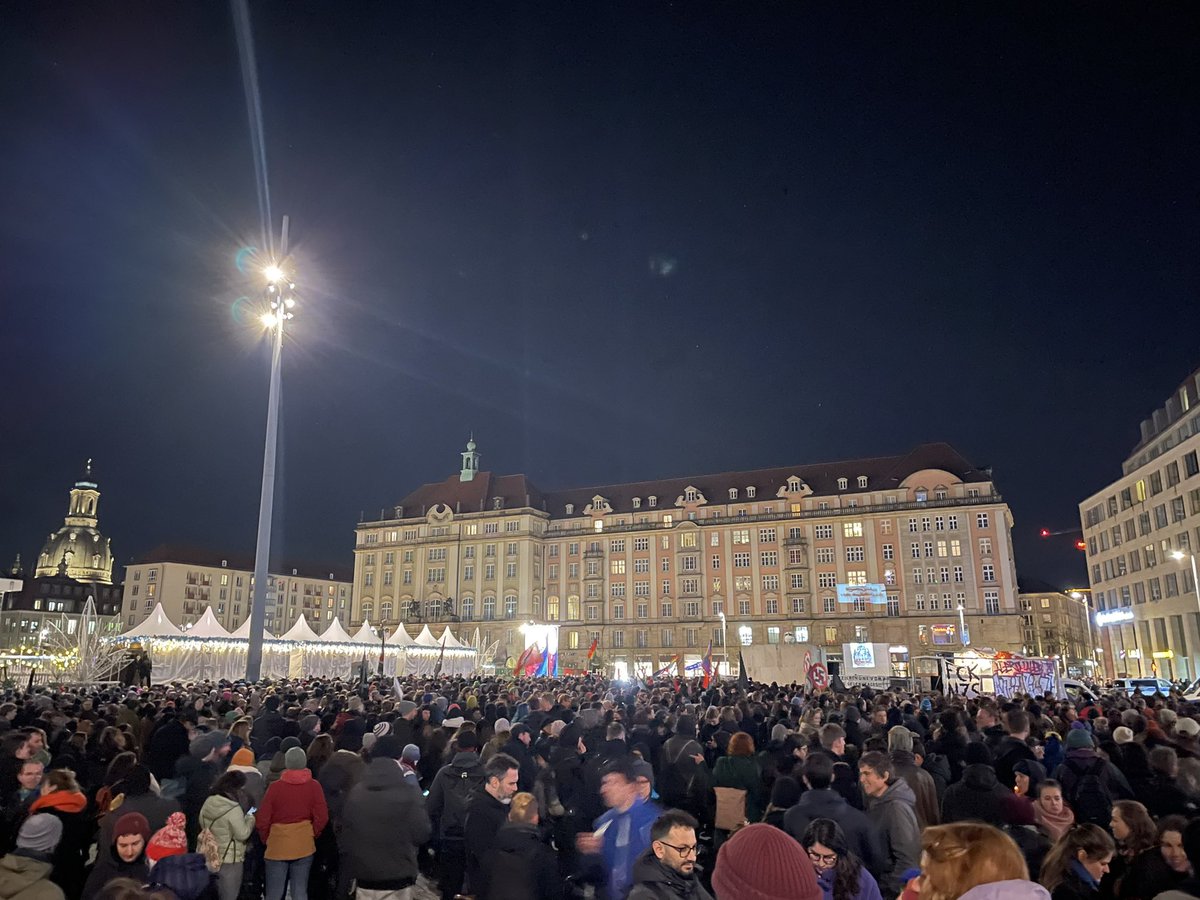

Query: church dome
[35,460,114,585]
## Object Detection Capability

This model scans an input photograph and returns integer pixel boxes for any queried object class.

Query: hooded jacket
[941,764,1014,826]
[256,768,328,861]
[0,854,62,900]
[198,794,255,864]
[80,829,149,900]
[482,823,564,900]
[340,758,431,890]
[867,778,920,899]
[888,750,940,829]
[961,881,1051,900]
[783,788,882,874]
[464,789,511,896]
[627,849,713,900]
[815,864,883,900]
[426,750,485,841]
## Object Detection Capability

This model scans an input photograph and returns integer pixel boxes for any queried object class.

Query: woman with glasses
[800,818,882,900]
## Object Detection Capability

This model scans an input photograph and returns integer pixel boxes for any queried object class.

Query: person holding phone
[200,770,257,900]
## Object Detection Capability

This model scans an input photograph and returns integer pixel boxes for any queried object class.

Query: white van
[1112,677,1173,696]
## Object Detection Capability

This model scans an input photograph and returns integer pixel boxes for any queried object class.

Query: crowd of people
[1,671,1200,900]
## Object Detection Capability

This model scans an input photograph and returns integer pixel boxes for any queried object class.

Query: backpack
[1065,757,1113,826]
[440,764,483,839]
[660,739,702,806]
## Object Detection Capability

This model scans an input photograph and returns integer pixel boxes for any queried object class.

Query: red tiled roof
[392,443,990,519]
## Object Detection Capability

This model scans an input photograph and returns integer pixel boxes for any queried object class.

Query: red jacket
[257,769,328,860]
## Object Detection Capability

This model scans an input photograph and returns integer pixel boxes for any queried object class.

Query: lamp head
[263,264,285,283]
[1172,550,1186,561]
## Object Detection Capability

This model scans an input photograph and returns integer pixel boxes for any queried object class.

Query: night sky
[2,4,1197,589]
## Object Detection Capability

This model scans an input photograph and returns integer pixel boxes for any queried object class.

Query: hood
[0,854,53,896]
[798,789,846,812]
[280,768,313,785]
[29,790,87,815]
[361,758,407,791]
[960,880,1051,900]
[962,764,1001,790]
[201,794,242,818]
[449,751,482,770]
[879,777,916,806]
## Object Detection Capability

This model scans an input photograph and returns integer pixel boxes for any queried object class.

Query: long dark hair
[801,818,861,900]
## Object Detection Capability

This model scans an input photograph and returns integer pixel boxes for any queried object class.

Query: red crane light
[1075,539,1087,551]
[1039,528,1051,538]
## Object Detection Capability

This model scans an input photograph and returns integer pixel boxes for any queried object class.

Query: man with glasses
[628,809,713,900]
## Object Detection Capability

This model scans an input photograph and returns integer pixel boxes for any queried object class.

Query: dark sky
[2,3,1197,589]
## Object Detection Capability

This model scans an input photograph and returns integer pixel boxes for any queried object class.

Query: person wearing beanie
[339,733,432,899]
[425,728,485,900]
[98,764,182,851]
[1113,726,1135,745]
[28,770,89,898]
[941,739,1014,828]
[0,814,65,900]
[712,822,821,900]
[886,727,939,830]
[297,714,321,750]
[227,746,265,807]
[257,738,328,900]
[81,811,150,900]
[176,729,231,851]
[250,695,288,758]
[1051,726,1133,824]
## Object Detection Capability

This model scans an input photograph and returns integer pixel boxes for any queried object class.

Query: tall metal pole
[246,217,289,681]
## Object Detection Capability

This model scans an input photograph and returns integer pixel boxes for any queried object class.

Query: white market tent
[112,606,479,682]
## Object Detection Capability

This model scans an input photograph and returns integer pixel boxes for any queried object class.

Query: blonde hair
[919,823,1028,900]
[509,792,538,824]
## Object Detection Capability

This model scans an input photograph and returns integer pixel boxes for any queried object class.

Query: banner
[991,657,1059,698]
[836,583,887,606]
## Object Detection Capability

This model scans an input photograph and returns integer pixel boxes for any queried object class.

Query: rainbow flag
[701,640,714,688]
[653,655,679,678]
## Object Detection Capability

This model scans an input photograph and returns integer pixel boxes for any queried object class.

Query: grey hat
[397,700,417,716]
[361,732,378,752]
[190,730,230,759]
[402,743,421,763]
[17,814,62,854]
[494,718,512,734]
[285,746,308,770]
[372,722,392,738]
[299,714,319,734]
[631,758,655,787]
[1113,726,1134,744]
[887,726,914,753]
[770,723,790,743]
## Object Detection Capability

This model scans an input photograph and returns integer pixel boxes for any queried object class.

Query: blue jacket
[594,797,661,899]
[817,865,884,900]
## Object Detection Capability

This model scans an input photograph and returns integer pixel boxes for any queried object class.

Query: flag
[392,677,404,699]
[548,652,558,677]
[737,650,750,692]
[514,644,535,676]
[587,637,598,660]
[433,635,447,678]
[525,645,544,677]
[653,655,679,678]
[701,640,713,689]
[535,646,550,677]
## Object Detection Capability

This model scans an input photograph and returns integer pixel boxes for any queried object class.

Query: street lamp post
[957,603,969,647]
[246,216,295,682]
[718,611,727,677]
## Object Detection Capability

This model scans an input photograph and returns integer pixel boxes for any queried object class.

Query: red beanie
[712,823,821,900]
[146,812,188,862]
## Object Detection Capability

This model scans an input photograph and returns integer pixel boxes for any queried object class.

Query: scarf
[1034,800,1074,841]
[1071,859,1100,890]
[30,790,87,815]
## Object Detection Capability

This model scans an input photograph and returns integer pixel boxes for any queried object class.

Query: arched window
[837,477,848,490]
[461,596,474,620]
[532,596,542,618]
[547,596,560,621]
[426,599,441,619]
[381,600,393,620]
[360,601,373,621]
[482,596,496,620]
[504,596,517,619]
[857,475,868,488]
[567,594,580,620]
[402,598,419,619]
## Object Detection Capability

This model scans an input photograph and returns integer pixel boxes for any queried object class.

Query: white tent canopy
[231,617,274,640]
[122,603,184,638]
[279,616,320,643]
[319,618,355,644]
[436,626,465,649]
[353,620,381,644]
[187,607,232,639]
[413,624,439,647]
[386,624,416,647]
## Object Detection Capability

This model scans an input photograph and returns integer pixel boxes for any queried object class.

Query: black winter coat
[627,850,713,900]
[783,789,881,876]
[941,764,1012,826]
[480,824,562,900]
[340,758,431,890]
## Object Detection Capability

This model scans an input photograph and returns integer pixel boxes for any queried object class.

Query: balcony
[783,537,808,546]
[583,549,604,559]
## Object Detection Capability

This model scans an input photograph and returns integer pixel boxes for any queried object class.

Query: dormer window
[632,497,642,509]
[857,475,868,489]
[493,497,504,510]
[565,503,575,515]
[685,487,699,502]
[787,477,801,492]
[837,477,848,491]
[729,488,738,500]
[648,496,657,508]
[746,486,756,499]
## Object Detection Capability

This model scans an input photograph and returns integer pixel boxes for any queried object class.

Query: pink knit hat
[712,823,821,900]
[146,812,188,862]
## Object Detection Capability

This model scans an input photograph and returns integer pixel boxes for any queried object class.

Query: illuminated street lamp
[246,216,295,682]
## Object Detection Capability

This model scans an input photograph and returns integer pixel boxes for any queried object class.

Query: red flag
[701,640,713,689]
[513,645,533,676]
[586,637,598,660]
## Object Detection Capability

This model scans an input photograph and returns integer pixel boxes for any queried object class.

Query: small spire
[9,554,21,576]
[460,435,480,482]
[85,458,92,478]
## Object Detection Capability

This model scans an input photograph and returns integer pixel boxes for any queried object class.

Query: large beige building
[121,547,352,635]
[353,440,1024,679]
[1080,367,1200,681]
[1016,581,1096,678]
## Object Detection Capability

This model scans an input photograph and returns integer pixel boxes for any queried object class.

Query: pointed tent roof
[386,623,416,647]
[352,619,380,644]
[413,624,440,647]
[436,626,465,649]
[318,618,355,644]
[279,616,320,643]
[232,616,274,641]
[122,603,183,638]
[187,607,233,639]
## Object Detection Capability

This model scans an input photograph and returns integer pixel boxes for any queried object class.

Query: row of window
[1085,452,1200,529]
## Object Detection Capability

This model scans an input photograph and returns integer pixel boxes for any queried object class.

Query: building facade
[353,440,1024,678]
[1016,581,1096,678]
[1080,367,1200,681]
[34,461,115,584]
[0,556,123,652]
[121,547,352,635]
